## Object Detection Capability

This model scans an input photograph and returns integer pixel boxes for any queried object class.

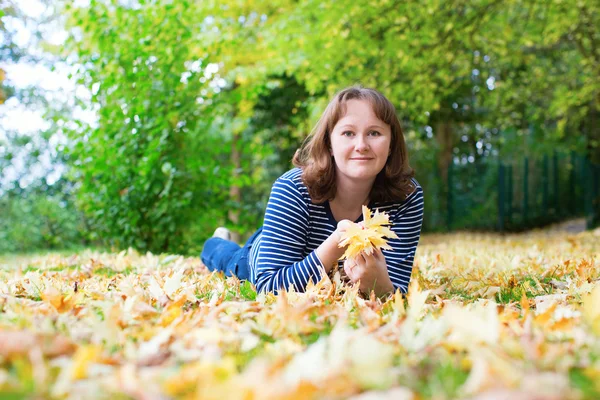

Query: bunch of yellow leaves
[338,205,398,262]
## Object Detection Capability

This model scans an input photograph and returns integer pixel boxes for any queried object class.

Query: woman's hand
[316,219,355,274]
[343,248,394,298]
[335,219,354,242]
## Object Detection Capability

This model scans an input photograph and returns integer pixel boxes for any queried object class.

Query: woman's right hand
[316,219,356,273]
[336,219,355,243]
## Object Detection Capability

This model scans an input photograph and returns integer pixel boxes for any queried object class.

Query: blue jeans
[200,228,262,281]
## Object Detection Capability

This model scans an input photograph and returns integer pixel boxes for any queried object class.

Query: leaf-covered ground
[1,228,599,400]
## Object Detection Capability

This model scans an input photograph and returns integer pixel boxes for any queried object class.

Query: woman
[201,86,424,297]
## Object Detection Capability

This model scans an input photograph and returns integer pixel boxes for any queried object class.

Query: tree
[0,0,88,253]
[62,0,599,253]
[64,0,243,252]
[206,0,599,227]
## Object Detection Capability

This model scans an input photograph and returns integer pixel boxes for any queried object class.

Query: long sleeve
[381,181,424,293]
[253,177,326,294]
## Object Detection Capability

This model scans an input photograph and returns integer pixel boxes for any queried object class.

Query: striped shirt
[249,168,424,294]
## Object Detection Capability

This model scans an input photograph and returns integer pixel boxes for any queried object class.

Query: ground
[0,224,599,399]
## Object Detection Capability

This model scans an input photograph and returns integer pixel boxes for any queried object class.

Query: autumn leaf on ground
[1,227,599,399]
[338,205,399,261]
[71,345,102,380]
[41,285,80,313]
[582,283,600,335]
[0,330,75,358]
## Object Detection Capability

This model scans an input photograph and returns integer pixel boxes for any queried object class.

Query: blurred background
[1,0,598,256]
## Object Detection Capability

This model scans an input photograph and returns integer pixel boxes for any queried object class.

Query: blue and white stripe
[249,168,424,294]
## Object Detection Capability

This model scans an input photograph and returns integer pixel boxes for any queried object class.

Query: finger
[367,247,382,259]
[363,250,376,259]
[337,219,354,232]
[355,253,367,267]
[344,262,355,280]
[361,251,378,267]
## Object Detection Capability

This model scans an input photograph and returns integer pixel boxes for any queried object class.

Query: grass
[569,368,600,398]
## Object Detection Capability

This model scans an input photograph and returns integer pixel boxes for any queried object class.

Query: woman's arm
[384,181,425,293]
[254,177,348,294]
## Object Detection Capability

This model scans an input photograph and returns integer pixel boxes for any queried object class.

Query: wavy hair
[292,86,415,203]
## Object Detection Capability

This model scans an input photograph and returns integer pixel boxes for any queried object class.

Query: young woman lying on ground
[201,86,424,298]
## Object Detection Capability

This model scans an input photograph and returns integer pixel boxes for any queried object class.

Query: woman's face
[329,99,392,186]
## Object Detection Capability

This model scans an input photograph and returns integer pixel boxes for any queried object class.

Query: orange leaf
[42,286,78,313]
[520,292,530,315]
[534,302,557,326]
[158,296,187,327]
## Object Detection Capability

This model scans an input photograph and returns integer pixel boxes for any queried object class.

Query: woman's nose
[355,135,369,152]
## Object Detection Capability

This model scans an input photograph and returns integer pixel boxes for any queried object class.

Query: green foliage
[198,0,599,229]
[410,357,470,399]
[63,0,233,253]
[569,368,600,398]
[239,280,257,301]
[46,0,600,257]
[0,190,84,254]
[233,75,313,234]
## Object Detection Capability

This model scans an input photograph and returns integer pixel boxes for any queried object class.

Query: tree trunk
[435,121,454,184]
[588,96,599,229]
[435,121,455,230]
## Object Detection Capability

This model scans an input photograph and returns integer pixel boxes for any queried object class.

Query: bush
[0,192,85,254]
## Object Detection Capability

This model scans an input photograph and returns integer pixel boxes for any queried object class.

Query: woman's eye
[342,131,354,136]
[368,130,381,136]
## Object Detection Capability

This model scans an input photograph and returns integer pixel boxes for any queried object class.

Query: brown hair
[292,85,416,204]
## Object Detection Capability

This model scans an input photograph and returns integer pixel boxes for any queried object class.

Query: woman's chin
[342,170,380,181]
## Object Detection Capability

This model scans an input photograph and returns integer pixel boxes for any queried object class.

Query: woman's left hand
[343,248,394,298]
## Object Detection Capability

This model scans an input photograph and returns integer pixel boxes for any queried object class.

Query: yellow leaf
[551,318,575,331]
[348,334,395,389]
[158,296,186,327]
[582,284,600,335]
[461,349,520,395]
[71,345,101,380]
[534,302,557,326]
[163,268,185,299]
[147,276,165,300]
[41,286,63,310]
[444,301,499,347]
[393,288,406,318]
[520,292,530,315]
[407,280,429,321]
[0,330,75,359]
[338,206,399,261]
[42,286,79,313]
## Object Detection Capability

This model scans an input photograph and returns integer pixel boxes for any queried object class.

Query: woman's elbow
[254,272,275,295]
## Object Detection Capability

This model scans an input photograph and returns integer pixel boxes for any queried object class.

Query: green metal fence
[443,151,599,232]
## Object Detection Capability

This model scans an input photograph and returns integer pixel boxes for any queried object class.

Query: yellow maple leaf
[582,284,600,335]
[71,345,101,380]
[158,296,187,327]
[41,286,80,313]
[338,205,399,261]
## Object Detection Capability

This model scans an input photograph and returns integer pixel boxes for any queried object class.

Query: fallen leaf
[71,345,101,380]
[338,206,399,261]
[582,283,600,335]
[0,330,75,358]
